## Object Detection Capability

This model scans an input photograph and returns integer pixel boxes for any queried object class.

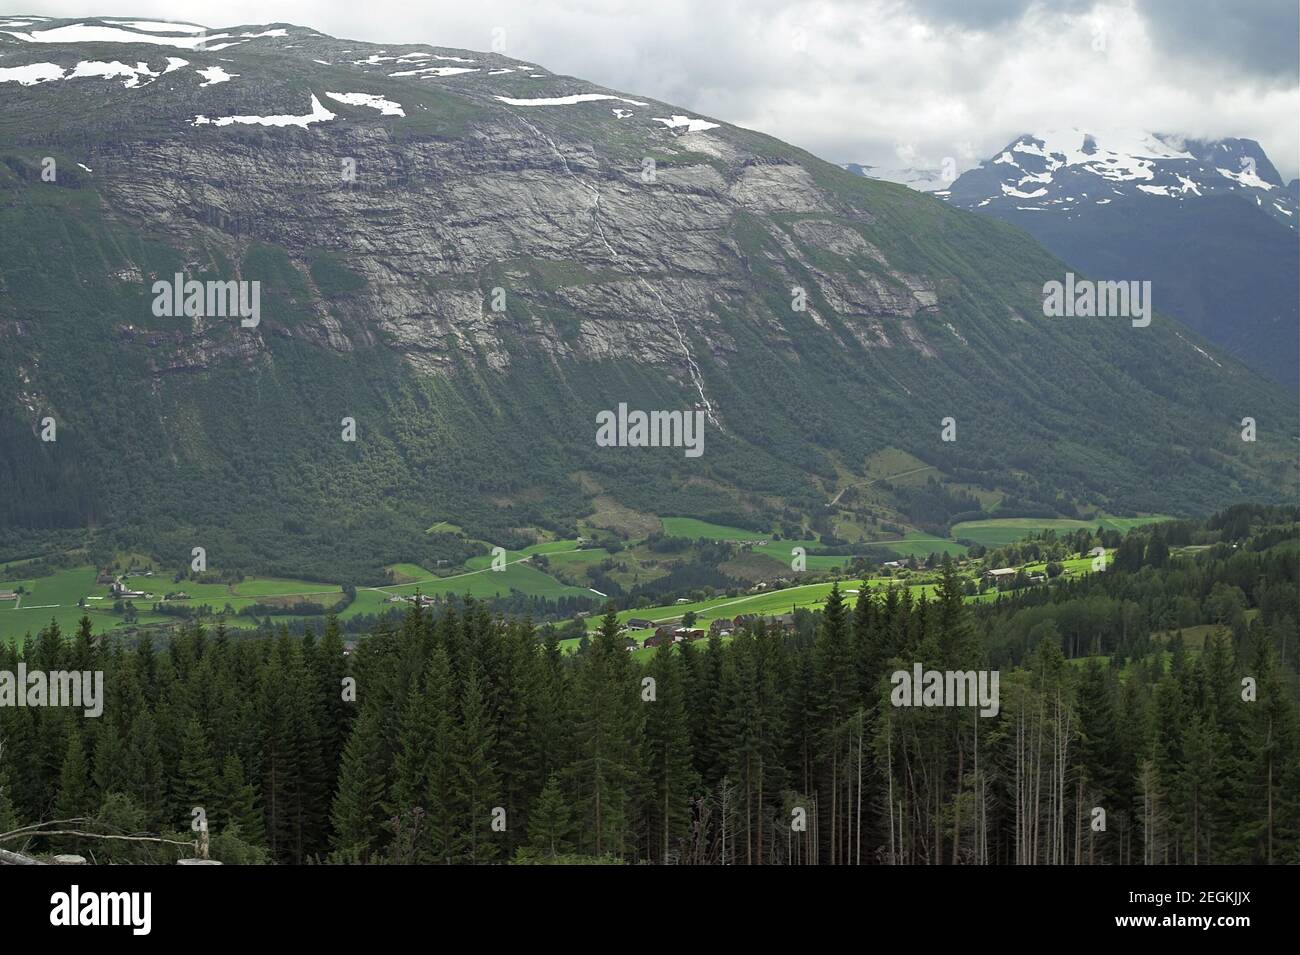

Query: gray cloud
[1137,0,1298,82]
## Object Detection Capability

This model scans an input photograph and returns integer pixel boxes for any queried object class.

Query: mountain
[0,19,1295,582]
[844,161,950,192]
[937,129,1300,388]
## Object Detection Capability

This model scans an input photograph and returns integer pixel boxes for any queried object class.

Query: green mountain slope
[1,19,1295,581]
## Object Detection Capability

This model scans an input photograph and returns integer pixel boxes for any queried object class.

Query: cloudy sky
[19,0,1300,179]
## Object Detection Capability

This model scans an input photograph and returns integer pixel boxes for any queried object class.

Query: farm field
[668,518,969,562]
[0,562,347,647]
[660,517,770,541]
[558,573,1007,656]
[875,532,968,558]
[0,564,179,645]
[952,515,1171,548]
[0,514,1127,648]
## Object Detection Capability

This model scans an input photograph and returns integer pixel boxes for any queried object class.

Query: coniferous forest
[2,506,1296,865]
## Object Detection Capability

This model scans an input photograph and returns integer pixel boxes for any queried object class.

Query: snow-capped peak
[940,128,1296,230]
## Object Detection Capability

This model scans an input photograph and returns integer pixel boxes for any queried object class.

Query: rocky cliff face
[0,19,1295,574]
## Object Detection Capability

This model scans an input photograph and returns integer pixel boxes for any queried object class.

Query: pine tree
[1075,658,1121,861]
[643,637,697,862]
[0,758,19,837]
[528,773,574,858]
[1242,637,1298,862]
[812,583,856,863]
[453,664,501,863]
[175,717,219,823]
[123,710,167,827]
[571,606,642,858]
[388,646,456,862]
[329,706,389,862]
[314,615,352,797]
[216,753,265,846]
[55,728,91,852]
[91,717,129,802]
[493,620,542,850]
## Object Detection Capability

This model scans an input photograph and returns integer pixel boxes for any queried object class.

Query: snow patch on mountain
[390,65,477,77]
[2,22,232,49]
[326,91,405,116]
[1216,165,1274,190]
[196,65,235,86]
[497,93,648,107]
[0,62,65,85]
[652,114,719,132]
[192,93,336,128]
[0,58,186,88]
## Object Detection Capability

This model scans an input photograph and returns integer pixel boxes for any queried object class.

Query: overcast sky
[18,0,1300,179]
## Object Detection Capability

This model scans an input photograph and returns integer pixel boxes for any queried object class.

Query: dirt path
[828,465,936,507]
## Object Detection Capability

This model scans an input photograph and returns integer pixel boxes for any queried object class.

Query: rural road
[828,465,936,507]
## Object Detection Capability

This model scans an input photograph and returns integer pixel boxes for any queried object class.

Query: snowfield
[193,93,337,128]
[325,91,405,116]
[495,93,649,107]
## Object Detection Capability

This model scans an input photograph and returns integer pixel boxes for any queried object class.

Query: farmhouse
[627,618,656,630]
[983,567,1018,582]
[0,590,15,601]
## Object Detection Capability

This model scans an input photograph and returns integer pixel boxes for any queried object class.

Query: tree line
[0,512,1296,864]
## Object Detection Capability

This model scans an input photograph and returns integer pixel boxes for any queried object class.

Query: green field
[952,516,1171,548]
[660,517,770,541]
[873,532,968,558]
[0,513,1124,648]
[0,563,347,646]
[0,565,174,644]
[563,571,998,642]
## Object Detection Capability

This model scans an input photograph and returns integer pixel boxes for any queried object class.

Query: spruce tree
[528,773,574,858]
[571,606,642,858]
[175,716,219,824]
[643,638,696,862]
[453,664,501,863]
[389,646,456,862]
[216,753,265,846]
[329,706,389,862]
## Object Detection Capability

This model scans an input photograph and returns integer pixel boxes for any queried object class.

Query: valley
[0,510,1168,648]
[0,14,1295,876]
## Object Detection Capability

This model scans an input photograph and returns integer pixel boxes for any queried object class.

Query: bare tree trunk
[856,711,863,866]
